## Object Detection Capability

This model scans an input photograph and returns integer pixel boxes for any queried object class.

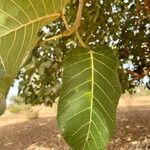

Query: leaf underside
[0,0,69,103]
[57,47,122,150]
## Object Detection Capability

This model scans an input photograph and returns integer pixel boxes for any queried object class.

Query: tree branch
[123,67,150,84]
[44,0,84,42]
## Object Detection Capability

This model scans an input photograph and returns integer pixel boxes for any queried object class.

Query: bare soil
[0,95,150,150]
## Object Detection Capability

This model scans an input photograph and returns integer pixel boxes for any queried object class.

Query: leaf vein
[59,92,91,114]
[65,58,90,71]
[61,80,91,99]
[92,109,109,133]
[94,58,118,78]
[41,0,48,15]
[63,67,91,86]
[94,68,119,96]
[62,107,91,128]
[28,0,39,17]
[94,82,114,107]
[91,121,105,146]
[11,0,31,21]
[93,52,117,64]
[93,96,114,124]
[0,9,21,25]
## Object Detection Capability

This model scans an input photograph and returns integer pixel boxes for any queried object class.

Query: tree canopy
[16,0,150,106]
[0,0,150,149]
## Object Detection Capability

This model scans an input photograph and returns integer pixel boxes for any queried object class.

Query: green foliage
[18,0,150,106]
[8,103,38,120]
[0,0,69,106]
[8,104,22,113]
[11,95,25,105]
[0,0,149,149]
[57,47,121,149]
[18,39,65,106]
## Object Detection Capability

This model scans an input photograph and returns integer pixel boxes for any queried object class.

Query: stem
[75,30,87,48]
[44,0,84,42]
[44,34,63,42]
[61,15,70,31]
[73,0,84,29]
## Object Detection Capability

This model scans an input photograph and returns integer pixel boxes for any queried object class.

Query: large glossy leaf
[57,47,122,150]
[0,0,69,108]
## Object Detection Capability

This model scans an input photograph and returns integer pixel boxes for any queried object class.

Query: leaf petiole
[44,0,84,43]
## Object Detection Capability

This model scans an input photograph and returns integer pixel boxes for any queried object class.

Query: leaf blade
[57,47,122,150]
[0,0,69,111]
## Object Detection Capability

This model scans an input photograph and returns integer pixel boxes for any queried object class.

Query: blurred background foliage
[14,0,150,106]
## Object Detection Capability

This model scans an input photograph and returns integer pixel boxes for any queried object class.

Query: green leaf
[0,0,69,105]
[0,93,6,115]
[57,46,122,150]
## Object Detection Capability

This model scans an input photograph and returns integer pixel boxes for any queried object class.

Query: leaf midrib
[0,13,60,38]
[83,50,94,149]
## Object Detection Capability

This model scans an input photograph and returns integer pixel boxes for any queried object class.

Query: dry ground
[0,95,150,150]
